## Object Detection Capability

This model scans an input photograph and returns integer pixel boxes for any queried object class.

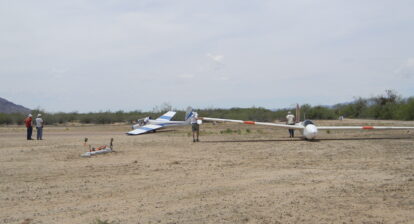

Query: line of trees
[1,90,413,125]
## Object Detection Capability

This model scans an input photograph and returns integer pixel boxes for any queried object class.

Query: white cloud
[215,76,229,81]
[178,74,195,79]
[394,58,414,78]
[207,53,224,63]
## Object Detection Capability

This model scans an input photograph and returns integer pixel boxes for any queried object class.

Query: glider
[200,105,414,140]
[127,109,198,135]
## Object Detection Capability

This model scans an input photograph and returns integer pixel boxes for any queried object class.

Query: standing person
[35,114,44,140]
[286,111,295,138]
[24,114,33,140]
[190,112,199,142]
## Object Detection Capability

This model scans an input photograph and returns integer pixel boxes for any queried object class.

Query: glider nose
[304,124,318,140]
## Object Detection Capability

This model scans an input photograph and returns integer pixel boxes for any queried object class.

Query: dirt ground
[1,119,414,224]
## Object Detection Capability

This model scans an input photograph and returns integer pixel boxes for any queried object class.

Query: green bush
[0,113,13,125]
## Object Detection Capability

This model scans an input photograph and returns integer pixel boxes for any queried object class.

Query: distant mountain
[0,97,31,114]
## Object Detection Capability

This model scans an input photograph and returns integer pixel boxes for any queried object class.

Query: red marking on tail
[363,126,374,129]
[244,121,255,125]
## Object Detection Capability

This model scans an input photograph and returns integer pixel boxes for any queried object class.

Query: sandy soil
[1,119,414,224]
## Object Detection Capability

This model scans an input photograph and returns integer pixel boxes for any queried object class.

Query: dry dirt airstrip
[1,119,414,224]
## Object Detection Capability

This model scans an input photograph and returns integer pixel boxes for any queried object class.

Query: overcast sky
[1,0,414,112]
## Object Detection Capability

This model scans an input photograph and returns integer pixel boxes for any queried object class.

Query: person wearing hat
[190,112,200,142]
[35,114,44,140]
[286,111,295,138]
[24,114,33,140]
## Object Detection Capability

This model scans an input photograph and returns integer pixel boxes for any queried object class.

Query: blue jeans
[36,127,43,140]
[288,129,294,137]
[27,126,33,140]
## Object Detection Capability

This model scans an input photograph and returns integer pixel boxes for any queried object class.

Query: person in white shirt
[190,112,199,142]
[286,111,295,138]
[35,114,44,140]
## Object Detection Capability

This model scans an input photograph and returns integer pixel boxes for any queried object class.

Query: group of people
[24,114,44,140]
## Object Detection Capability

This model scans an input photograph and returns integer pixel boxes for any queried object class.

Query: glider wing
[127,124,163,135]
[317,126,414,130]
[202,117,305,129]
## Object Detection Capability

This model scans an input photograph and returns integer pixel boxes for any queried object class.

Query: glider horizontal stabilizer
[156,111,176,121]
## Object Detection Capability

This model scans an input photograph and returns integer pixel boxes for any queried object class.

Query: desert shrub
[220,128,234,134]
[306,106,336,120]
[396,97,414,120]
[0,113,13,125]
[92,218,119,224]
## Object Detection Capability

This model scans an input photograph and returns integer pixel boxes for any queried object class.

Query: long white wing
[156,111,176,121]
[202,117,305,129]
[127,124,163,135]
[318,126,414,130]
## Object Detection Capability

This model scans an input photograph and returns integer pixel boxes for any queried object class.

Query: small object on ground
[20,219,32,224]
[81,138,114,157]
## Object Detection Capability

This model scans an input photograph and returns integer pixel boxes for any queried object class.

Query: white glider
[201,114,414,140]
[127,109,198,135]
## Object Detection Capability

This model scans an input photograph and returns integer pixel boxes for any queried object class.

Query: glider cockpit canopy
[303,120,314,127]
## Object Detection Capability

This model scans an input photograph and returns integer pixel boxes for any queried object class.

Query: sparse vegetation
[220,128,234,134]
[219,128,251,135]
[92,218,119,224]
[1,90,413,125]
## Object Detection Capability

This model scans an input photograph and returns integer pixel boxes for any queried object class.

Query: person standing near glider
[35,114,44,140]
[286,111,295,138]
[190,112,200,142]
[24,114,33,140]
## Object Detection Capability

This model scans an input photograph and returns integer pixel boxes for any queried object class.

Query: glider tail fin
[185,107,195,121]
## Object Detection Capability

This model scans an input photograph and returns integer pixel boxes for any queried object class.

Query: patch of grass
[170,160,181,165]
[200,130,214,135]
[220,128,234,134]
[245,128,251,133]
[326,130,331,134]
[92,218,119,224]
[219,129,243,135]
